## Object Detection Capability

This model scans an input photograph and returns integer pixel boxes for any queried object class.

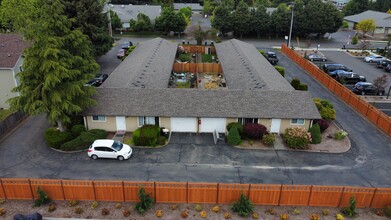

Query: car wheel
[378,91,384,96]
[118,156,124,161]
[322,59,326,62]
[369,60,373,63]
[91,155,98,160]
[361,91,365,95]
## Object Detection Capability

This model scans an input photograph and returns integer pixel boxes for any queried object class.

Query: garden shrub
[226,122,244,135]
[342,196,357,217]
[320,107,336,120]
[274,66,285,77]
[258,50,266,56]
[60,129,107,151]
[297,83,308,91]
[34,187,50,207]
[71,124,86,137]
[334,130,348,140]
[231,193,254,217]
[139,125,160,146]
[320,100,334,109]
[132,128,141,146]
[179,53,191,62]
[313,119,329,133]
[290,78,301,89]
[284,127,310,149]
[262,133,275,146]
[309,124,321,144]
[44,128,73,149]
[227,127,241,146]
[243,123,267,139]
[135,187,154,214]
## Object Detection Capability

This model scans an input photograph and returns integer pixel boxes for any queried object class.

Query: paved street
[1,38,391,187]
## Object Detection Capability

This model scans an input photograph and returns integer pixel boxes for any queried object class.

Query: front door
[270,119,281,134]
[116,116,126,131]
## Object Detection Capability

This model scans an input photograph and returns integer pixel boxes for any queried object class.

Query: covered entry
[199,118,226,133]
[171,117,197,132]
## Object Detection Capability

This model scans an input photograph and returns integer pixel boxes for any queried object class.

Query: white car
[364,55,385,63]
[88,139,132,161]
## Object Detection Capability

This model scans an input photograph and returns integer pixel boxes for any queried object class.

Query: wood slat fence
[172,63,222,73]
[0,111,27,139]
[281,44,391,137]
[1,178,391,208]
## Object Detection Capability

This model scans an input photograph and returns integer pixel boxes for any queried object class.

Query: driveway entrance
[169,132,217,145]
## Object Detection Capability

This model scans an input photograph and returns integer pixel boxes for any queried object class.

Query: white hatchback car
[88,139,132,161]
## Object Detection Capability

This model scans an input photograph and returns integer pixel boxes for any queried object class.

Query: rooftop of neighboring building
[0,34,29,69]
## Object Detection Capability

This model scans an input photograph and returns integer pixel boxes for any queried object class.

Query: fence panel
[371,188,391,208]
[30,179,64,200]
[1,178,33,200]
[123,181,154,202]
[188,182,218,204]
[340,89,352,103]
[218,183,249,204]
[155,182,187,203]
[279,185,311,206]
[62,180,94,201]
[249,184,281,205]
[348,95,360,110]
[366,107,381,124]
[377,114,391,134]
[356,99,370,115]
[0,179,5,199]
[340,187,376,208]
[93,181,124,202]
[308,186,343,207]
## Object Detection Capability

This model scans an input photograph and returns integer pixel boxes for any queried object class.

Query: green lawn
[202,54,215,63]
[0,109,14,121]
[176,81,190,88]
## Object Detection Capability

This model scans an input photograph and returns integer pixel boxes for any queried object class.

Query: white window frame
[290,118,305,125]
[138,116,159,127]
[238,118,258,125]
[91,115,106,122]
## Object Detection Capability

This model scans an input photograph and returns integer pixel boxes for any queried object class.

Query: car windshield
[112,141,123,151]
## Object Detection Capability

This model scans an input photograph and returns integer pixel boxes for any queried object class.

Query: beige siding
[160,117,171,130]
[0,69,16,109]
[226,118,237,125]
[280,119,311,134]
[86,116,116,131]
[259,119,271,130]
[126,117,139,131]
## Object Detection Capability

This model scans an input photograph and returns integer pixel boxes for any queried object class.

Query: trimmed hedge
[244,123,267,139]
[309,123,322,144]
[140,125,160,146]
[274,66,285,77]
[71,124,86,137]
[44,128,73,149]
[60,129,107,151]
[132,128,141,146]
[284,127,310,149]
[227,127,241,146]
[313,98,336,120]
[226,122,244,135]
[291,78,301,89]
[297,84,308,91]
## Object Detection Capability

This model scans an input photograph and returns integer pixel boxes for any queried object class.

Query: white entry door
[171,117,197,132]
[199,118,226,133]
[270,119,281,134]
[116,116,126,131]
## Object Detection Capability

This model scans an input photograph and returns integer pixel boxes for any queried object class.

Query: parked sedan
[329,70,366,84]
[88,139,132,161]
[376,60,391,69]
[94,73,108,85]
[352,82,385,96]
[364,55,385,63]
[307,53,327,62]
[117,49,126,59]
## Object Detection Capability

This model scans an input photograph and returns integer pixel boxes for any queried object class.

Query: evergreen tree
[250,2,270,38]
[110,10,122,30]
[211,3,233,35]
[232,0,251,38]
[342,0,370,16]
[8,0,99,131]
[270,3,291,37]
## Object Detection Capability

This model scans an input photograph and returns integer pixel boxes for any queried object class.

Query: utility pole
[288,2,295,48]
[107,1,113,38]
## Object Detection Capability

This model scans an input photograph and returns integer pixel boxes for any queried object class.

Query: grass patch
[178,53,191,62]
[0,109,14,121]
[176,81,190,88]
[202,54,214,63]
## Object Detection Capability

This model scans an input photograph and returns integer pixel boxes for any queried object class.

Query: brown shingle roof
[0,34,29,69]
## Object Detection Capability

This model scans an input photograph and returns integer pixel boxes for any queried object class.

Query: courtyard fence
[1,178,391,208]
[281,44,391,137]
[0,111,27,139]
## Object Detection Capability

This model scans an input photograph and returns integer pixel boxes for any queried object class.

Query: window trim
[91,115,106,122]
[138,116,159,127]
[238,118,259,125]
[290,118,305,125]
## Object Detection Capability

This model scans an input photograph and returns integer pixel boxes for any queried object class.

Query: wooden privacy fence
[2,178,391,208]
[172,63,222,73]
[181,45,216,54]
[0,111,27,139]
[281,44,391,137]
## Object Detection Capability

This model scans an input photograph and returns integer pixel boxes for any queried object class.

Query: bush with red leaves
[243,123,268,139]
[313,119,329,133]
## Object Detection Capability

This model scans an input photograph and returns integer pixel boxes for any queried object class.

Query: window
[138,117,159,127]
[291,119,305,125]
[238,118,258,125]
[92,115,106,122]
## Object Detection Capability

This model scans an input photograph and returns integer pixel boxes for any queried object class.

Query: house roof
[105,4,161,22]
[0,34,29,69]
[344,10,391,28]
[173,3,203,11]
[102,38,178,89]
[83,88,320,119]
[215,39,294,91]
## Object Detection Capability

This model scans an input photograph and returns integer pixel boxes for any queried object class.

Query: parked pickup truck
[264,51,279,65]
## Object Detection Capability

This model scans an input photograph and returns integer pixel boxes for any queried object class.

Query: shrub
[227,127,241,146]
[123,209,131,217]
[262,133,275,146]
[297,83,308,91]
[244,123,267,139]
[0,208,6,216]
[135,187,154,214]
[224,212,231,219]
[231,193,254,217]
[292,209,300,215]
[226,122,244,135]
[320,107,336,120]
[284,127,310,149]
[60,129,107,151]
[44,128,73,149]
[75,207,83,214]
[91,201,99,209]
[181,210,189,218]
[200,210,207,218]
[309,124,322,144]
[310,213,320,220]
[71,124,86,137]
[334,130,348,140]
[212,205,220,212]
[384,205,391,217]
[320,100,334,109]
[34,187,50,207]
[322,209,329,216]
[48,203,56,212]
[155,210,163,217]
[313,119,329,133]
[157,136,167,145]
[258,50,266,56]
[342,196,356,217]
[0,199,5,204]
[139,125,160,146]
[132,128,141,146]
[195,204,203,212]
[351,35,358,45]
[291,78,301,89]
[280,213,289,220]
[274,66,285,77]
[266,208,276,215]
[101,208,110,216]
[69,200,79,207]
[252,212,259,219]
[336,213,344,220]
[179,53,191,62]
[115,203,122,209]
[171,204,178,210]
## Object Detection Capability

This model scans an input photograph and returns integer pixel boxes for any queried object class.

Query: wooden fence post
[186,182,188,204]
[154,182,157,204]
[216,183,219,204]
[28,179,34,200]
[308,185,313,206]
[122,181,125,202]
[277,184,283,206]
[92,181,96,201]
[369,188,378,208]
[338,186,345,207]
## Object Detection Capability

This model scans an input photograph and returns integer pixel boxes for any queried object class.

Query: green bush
[44,128,73,149]
[309,124,322,144]
[60,129,107,151]
[258,50,266,56]
[71,124,86,137]
[297,84,308,91]
[334,130,348,140]
[227,127,241,146]
[231,193,254,217]
[262,133,275,146]
[132,128,141,146]
[291,78,301,89]
[351,35,358,45]
[135,187,154,214]
[284,127,310,149]
[34,187,50,207]
[320,100,334,109]
[342,196,357,217]
[274,66,285,77]
[320,107,336,120]
[139,125,160,146]
[226,122,244,135]
[157,136,167,145]
[178,53,191,62]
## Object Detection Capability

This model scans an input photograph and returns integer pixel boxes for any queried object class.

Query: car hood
[118,144,132,154]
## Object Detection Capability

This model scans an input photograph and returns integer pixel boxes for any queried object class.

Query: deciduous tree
[232,0,251,38]
[211,3,233,35]
[110,10,122,30]
[342,0,369,16]
[356,18,376,37]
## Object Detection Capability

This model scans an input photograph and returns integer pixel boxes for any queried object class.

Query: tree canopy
[110,10,122,30]
[8,0,99,130]
[154,7,187,35]
[130,13,153,31]
[342,0,370,16]
[356,18,376,37]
